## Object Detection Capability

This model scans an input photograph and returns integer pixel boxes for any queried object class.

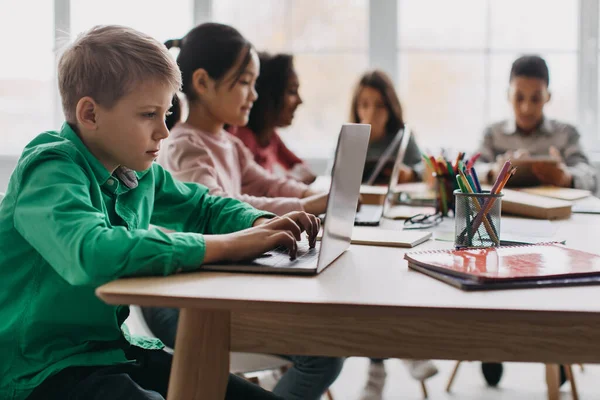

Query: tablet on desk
[505,156,559,187]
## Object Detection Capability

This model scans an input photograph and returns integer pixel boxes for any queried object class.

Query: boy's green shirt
[0,123,272,399]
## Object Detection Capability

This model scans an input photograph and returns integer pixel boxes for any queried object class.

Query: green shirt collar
[60,122,112,185]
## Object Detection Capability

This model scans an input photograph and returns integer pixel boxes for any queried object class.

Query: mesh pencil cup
[454,190,503,248]
[434,173,458,217]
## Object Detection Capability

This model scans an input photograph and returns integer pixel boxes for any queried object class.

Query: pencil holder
[454,190,503,248]
[434,174,458,217]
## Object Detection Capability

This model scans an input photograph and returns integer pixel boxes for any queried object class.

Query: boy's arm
[150,163,273,234]
[562,127,598,192]
[12,155,260,286]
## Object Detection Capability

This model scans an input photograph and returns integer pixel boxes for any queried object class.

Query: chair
[445,361,580,399]
[125,306,335,399]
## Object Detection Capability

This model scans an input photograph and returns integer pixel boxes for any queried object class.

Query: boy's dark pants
[27,345,282,400]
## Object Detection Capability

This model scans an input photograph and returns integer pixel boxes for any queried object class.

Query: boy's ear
[75,97,99,130]
[192,68,211,96]
[546,90,552,104]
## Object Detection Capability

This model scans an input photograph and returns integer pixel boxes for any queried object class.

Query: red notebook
[405,243,600,283]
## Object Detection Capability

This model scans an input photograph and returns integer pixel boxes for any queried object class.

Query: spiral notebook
[407,262,600,291]
[405,243,600,284]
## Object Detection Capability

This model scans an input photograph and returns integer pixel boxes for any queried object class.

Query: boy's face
[81,80,173,173]
[508,76,551,133]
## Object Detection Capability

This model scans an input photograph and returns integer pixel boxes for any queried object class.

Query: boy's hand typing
[252,217,271,227]
[203,211,320,263]
[531,146,573,187]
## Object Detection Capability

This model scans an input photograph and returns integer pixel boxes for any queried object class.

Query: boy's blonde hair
[58,25,181,124]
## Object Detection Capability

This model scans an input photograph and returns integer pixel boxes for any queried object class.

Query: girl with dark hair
[160,24,327,217]
[231,52,316,184]
[144,23,342,400]
[350,70,424,185]
[351,71,436,400]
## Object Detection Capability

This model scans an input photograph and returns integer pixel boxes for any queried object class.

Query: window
[1,0,599,157]
[70,0,193,44]
[0,0,194,156]
[397,0,578,151]
[0,0,55,155]
[213,0,369,156]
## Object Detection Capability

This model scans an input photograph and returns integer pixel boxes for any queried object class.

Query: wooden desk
[97,214,600,400]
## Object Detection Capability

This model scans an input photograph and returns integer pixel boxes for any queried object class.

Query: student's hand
[489,150,530,182]
[203,211,321,263]
[531,146,573,187]
[288,164,317,185]
[256,212,320,248]
[300,192,329,215]
[252,217,271,227]
[397,165,416,183]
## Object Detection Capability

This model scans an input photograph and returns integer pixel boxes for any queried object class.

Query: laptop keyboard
[254,237,320,269]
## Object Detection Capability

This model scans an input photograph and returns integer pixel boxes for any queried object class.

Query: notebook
[520,186,591,201]
[408,262,600,291]
[318,227,431,248]
[572,195,600,214]
[385,205,437,220]
[404,243,600,283]
[501,189,572,220]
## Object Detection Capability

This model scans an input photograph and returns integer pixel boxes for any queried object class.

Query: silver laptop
[203,124,371,275]
[354,125,414,226]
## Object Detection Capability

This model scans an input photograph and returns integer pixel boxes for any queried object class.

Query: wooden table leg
[167,308,230,400]
[545,364,560,400]
[564,365,579,400]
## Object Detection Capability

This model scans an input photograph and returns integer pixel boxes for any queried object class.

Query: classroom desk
[96,213,600,400]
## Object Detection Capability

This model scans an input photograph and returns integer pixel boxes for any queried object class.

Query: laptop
[354,125,413,226]
[203,123,371,275]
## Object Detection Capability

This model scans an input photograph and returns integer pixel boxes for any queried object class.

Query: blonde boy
[0,25,317,400]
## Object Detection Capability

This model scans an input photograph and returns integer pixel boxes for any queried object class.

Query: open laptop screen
[317,124,371,273]
[382,125,413,216]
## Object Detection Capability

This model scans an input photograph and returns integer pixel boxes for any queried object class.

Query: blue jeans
[142,306,344,400]
[27,345,281,400]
